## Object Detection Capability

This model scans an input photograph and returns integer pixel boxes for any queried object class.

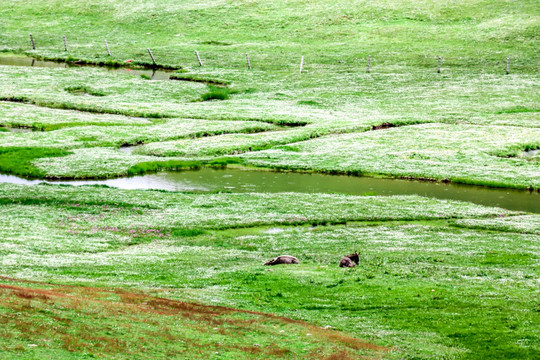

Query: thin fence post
[437,56,441,73]
[299,56,304,74]
[367,55,371,73]
[63,36,68,51]
[105,40,111,56]
[147,48,156,65]
[246,53,251,70]
[195,51,202,66]
[29,34,35,50]
[506,57,510,75]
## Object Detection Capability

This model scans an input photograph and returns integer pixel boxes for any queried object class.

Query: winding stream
[1,168,538,213]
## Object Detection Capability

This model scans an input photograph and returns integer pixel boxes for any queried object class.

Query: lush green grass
[0,63,537,184]
[0,0,537,72]
[200,85,237,101]
[0,147,70,177]
[241,123,540,190]
[0,184,537,359]
[126,157,242,176]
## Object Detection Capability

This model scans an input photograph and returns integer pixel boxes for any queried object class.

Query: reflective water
[0,126,34,133]
[0,56,174,80]
[0,168,538,213]
[523,149,539,157]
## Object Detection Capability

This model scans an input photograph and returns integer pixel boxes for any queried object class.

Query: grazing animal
[264,255,299,266]
[339,251,359,268]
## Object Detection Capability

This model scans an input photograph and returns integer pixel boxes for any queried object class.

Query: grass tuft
[64,85,106,97]
[200,85,237,101]
[297,100,322,106]
[127,160,202,176]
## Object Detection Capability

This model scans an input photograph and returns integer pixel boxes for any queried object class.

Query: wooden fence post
[195,51,202,66]
[105,40,111,56]
[63,36,68,51]
[437,56,441,73]
[299,56,304,74]
[246,53,251,70]
[506,57,510,75]
[147,48,157,65]
[29,34,35,50]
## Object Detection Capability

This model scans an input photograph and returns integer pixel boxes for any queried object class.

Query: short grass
[0,184,538,359]
[241,123,540,189]
[0,147,70,177]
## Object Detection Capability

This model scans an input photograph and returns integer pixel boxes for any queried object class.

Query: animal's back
[264,255,299,265]
[339,257,355,268]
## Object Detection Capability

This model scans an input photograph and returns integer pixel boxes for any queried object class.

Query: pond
[0,168,538,213]
[522,149,539,157]
[0,55,174,80]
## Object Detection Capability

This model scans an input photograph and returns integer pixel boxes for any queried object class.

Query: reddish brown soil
[0,276,389,359]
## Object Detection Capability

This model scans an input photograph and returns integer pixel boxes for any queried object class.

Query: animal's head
[349,251,359,264]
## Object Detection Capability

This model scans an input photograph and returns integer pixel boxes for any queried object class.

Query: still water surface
[0,168,538,213]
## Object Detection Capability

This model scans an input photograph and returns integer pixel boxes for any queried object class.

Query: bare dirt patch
[0,277,388,359]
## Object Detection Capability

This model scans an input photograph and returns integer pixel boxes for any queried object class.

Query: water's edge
[0,55,174,80]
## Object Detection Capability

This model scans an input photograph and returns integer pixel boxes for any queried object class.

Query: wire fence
[1,32,538,75]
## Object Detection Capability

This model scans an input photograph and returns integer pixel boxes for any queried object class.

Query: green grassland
[0,64,538,184]
[0,184,539,359]
[0,1,539,359]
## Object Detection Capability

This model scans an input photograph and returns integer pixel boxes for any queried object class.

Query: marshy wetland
[0,0,539,359]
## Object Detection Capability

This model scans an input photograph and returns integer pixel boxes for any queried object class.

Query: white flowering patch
[0,101,153,128]
[454,215,540,234]
[0,183,516,233]
[0,118,275,150]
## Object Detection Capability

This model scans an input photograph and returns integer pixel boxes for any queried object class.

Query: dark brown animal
[264,255,299,266]
[339,251,359,268]
[370,122,396,131]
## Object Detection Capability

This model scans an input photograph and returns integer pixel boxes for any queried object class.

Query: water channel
[0,55,174,80]
[0,168,538,213]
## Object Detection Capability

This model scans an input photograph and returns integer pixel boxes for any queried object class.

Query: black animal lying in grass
[264,255,299,266]
[339,251,359,268]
